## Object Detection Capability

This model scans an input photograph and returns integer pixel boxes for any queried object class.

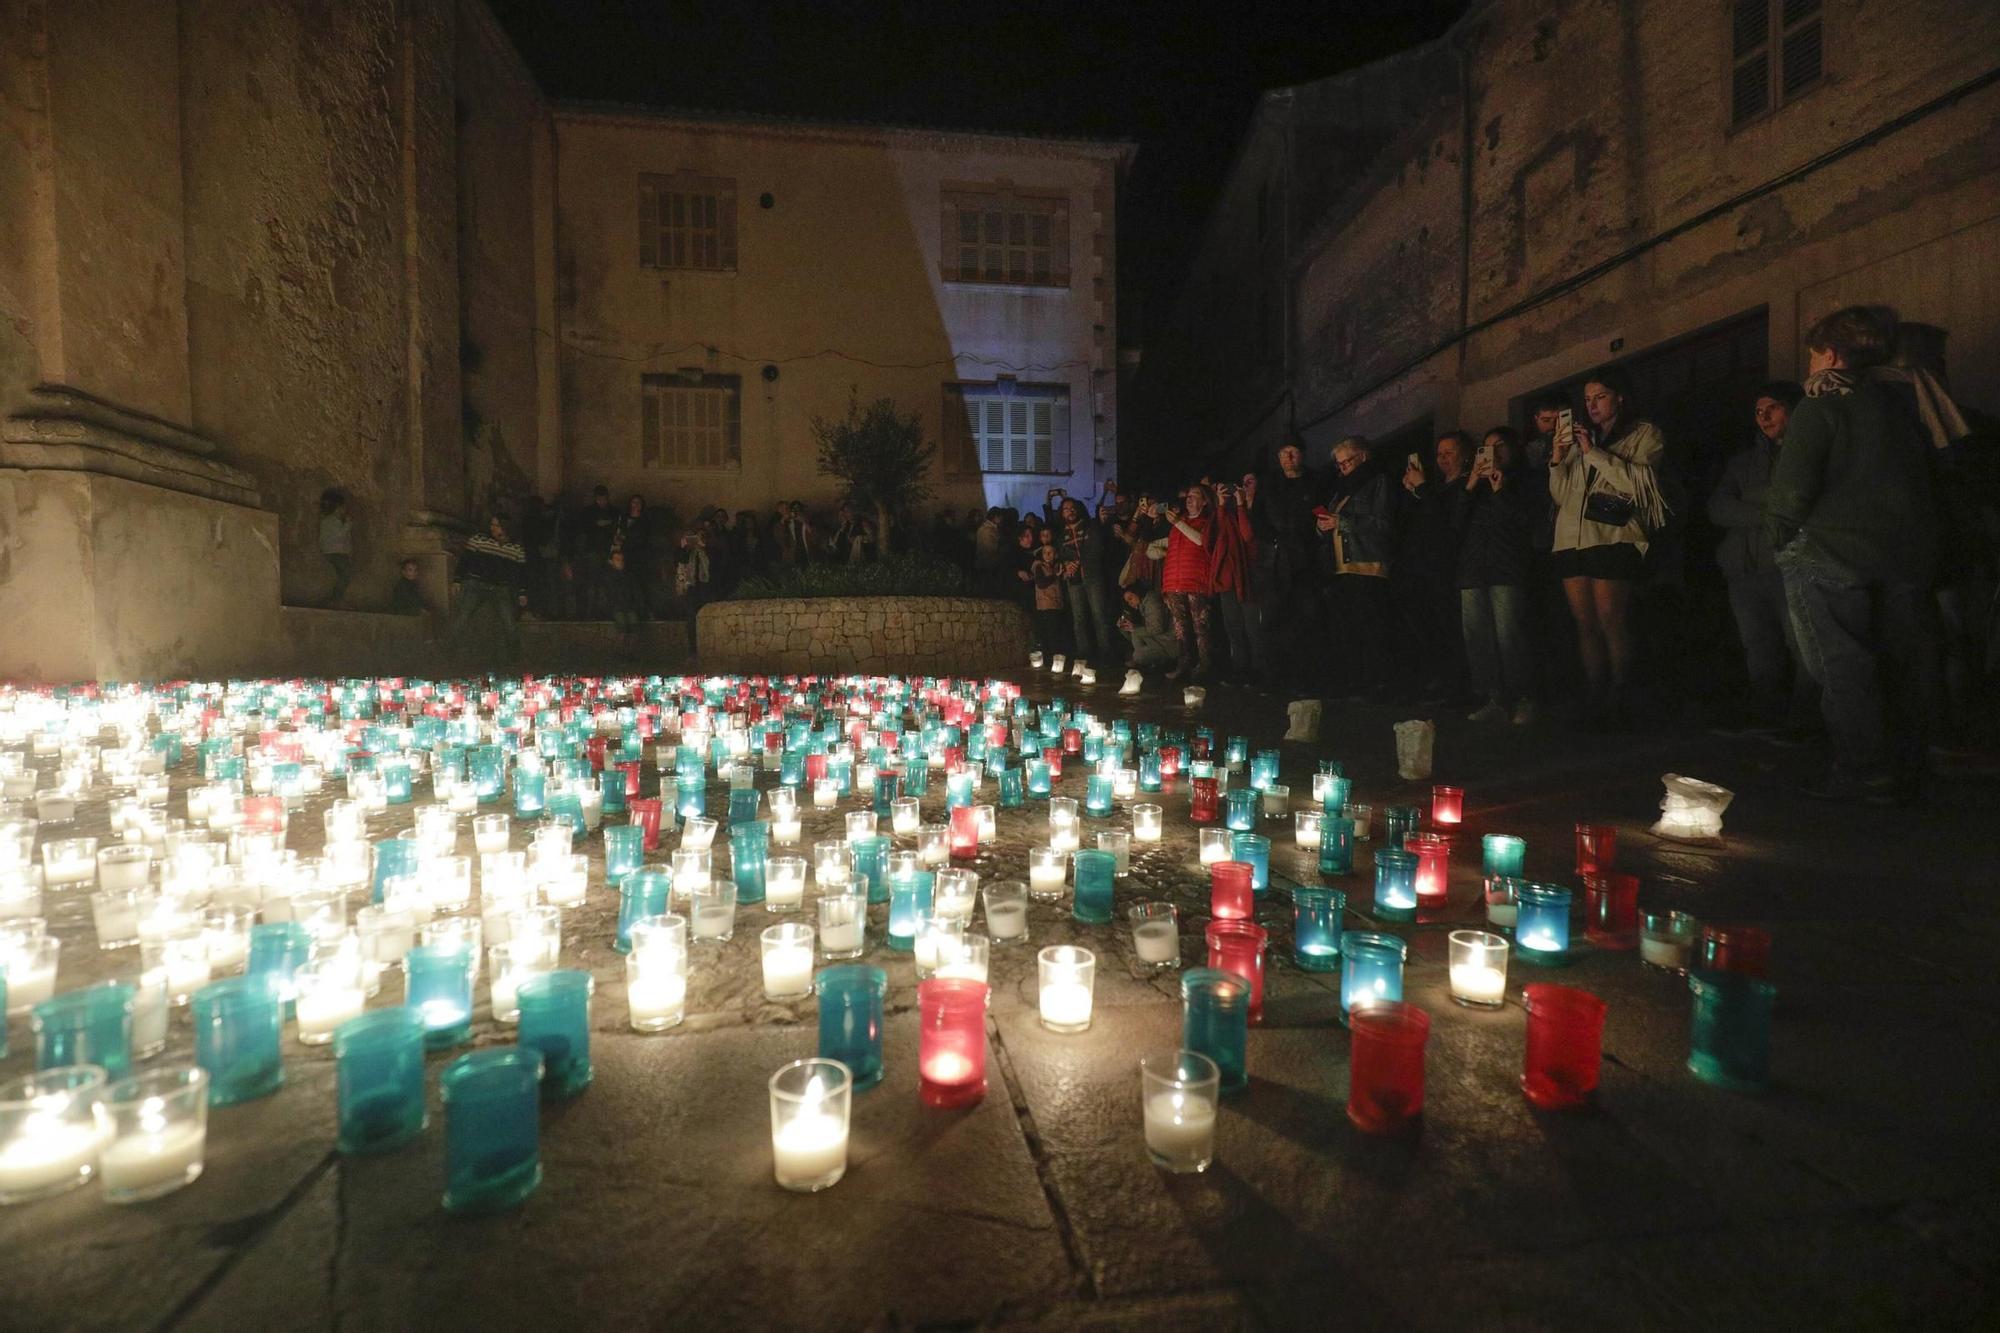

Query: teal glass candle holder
[1248,748,1279,790]
[546,791,584,838]
[247,921,312,1012]
[873,773,900,818]
[616,868,672,953]
[675,771,706,824]
[730,821,768,905]
[1318,775,1353,817]
[946,769,975,809]
[32,981,136,1080]
[887,870,933,952]
[1231,832,1271,893]
[382,760,414,805]
[468,746,506,802]
[512,770,546,818]
[726,787,760,825]
[604,824,645,881]
[1025,758,1052,798]
[1687,969,1774,1091]
[1293,887,1344,971]
[1384,804,1420,851]
[517,970,594,1099]
[1339,932,1407,1025]
[1223,788,1257,833]
[335,1008,428,1154]
[1318,816,1356,875]
[1515,884,1572,962]
[1373,849,1418,921]
[1085,774,1114,818]
[1138,751,1162,792]
[405,943,475,1049]
[599,770,628,815]
[901,761,928,798]
[1181,967,1250,1095]
[817,964,888,1091]
[997,767,1025,809]
[1071,849,1116,925]
[370,836,420,905]
[441,1047,543,1214]
[780,750,806,787]
[192,976,285,1105]
[851,835,889,905]
[1482,834,1527,879]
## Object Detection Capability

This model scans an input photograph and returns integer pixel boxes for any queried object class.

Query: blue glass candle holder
[1317,758,1346,778]
[946,770,975,809]
[1249,748,1279,791]
[604,824,645,881]
[513,769,546,818]
[1138,751,1162,793]
[1373,850,1418,921]
[851,835,889,905]
[382,761,414,805]
[1224,788,1258,833]
[406,943,475,1049]
[998,767,1025,809]
[1071,849,1116,924]
[599,770,630,816]
[1318,816,1356,875]
[1384,804,1420,851]
[248,921,312,1012]
[726,787,760,826]
[675,771,706,824]
[830,755,855,797]
[370,836,420,905]
[546,791,585,838]
[1515,884,1572,962]
[1339,932,1407,1024]
[32,982,136,1080]
[1232,833,1271,893]
[901,761,928,798]
[730,821,768,905]
[1293,887,1344,971]
[1085,773,1114,818]
[1182,967,1251,1095]
[1026,759,1052,798]
[441,1047,544,1214]
[517,970,594,1099]
[780,750,806,787]
[887,870,933,951]
[816,964,888,1092]
[469,746,506,802]
[616,868,672,952]
[874,773,900,818]
[335,1008,428,1154]
[192,976,286,1105]
[1482,834,1527,879]
[1687,969,1775,1091]
[1319,775,1353,817]
[1136,722,1160,749]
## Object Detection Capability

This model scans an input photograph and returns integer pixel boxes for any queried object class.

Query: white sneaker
[1511,700,1538,727]
[1029,652,1044,669]
[1051,654,1067,674]
[1467,700,1509,724]
[1119,669,1144,696]
[1070,658,1088,678]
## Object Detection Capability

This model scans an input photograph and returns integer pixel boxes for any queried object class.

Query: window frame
[638,172,739,272]
[1727,0,1826,133]
[939,185,1072,289]
[942,380,1073,477]
[639,371,743,473]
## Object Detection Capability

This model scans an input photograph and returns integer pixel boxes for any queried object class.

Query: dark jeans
[1215,590,1269,682]
[1399,568,1466,696]
[1725,570,1815,725]
[448,579,521,660]
[1459,584,1533,704]
[1332,574,1391,692]
[1778,539,1931,784]
[1033,608,1070,656]
[1066,578,1113,662]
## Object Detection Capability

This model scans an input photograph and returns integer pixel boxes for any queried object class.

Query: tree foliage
[812,394,935,552]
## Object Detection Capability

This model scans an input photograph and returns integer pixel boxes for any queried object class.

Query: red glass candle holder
[948,805,980,862]
[629,798,664,851]
[1041,747,1063,780]
[618,760,642,797]
[1158,745,1182,779]
[1574,823,1617,877]
[1582,871,1641,950]
[241,796,286,835]
[942,745,965,771]
[1430,785,1464,827]
[1209,861,1254,921]
[805,753,830,784]
[918,977,990,1108]
[1347,1001,1430,1135]
[1404,832,1452,909]
[1698,924,1770,978]
[585,737,608,772]
[1205,920,1268,1025]
[1190,776,1220,825]
[1521,983,1607,1110]
[1060,728,1082,756]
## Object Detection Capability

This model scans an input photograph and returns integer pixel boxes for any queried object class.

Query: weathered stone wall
[697,597,1028,676]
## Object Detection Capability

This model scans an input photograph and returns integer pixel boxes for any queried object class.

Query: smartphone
[1475,444,1495,471]
[1556,408,1573,438]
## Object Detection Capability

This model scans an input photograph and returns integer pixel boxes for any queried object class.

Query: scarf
[1873,366,1972,451]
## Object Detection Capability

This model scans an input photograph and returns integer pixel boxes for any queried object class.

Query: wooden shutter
[1050,202,1071,288]
[1731,0,1771,126]
[718,189,739,270]
[1781,0,1823,98]
[639,179,659,267]
[940,198,960,282]
[640,385,661,467]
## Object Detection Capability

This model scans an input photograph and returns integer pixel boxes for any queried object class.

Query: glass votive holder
[538,853,588,910]
[1687,969,1775,1092]
[1574,822,1617,876]
[812,777,840,809]
[489,938,555,1024]
[844,811,878,845]
[98,1065,208,1203]
[1344,802,1373,841]
[974,880,1024,945]
[42,836,100,886]
[293,957,366,1045]
[1197,827,1231,865]
[1204,920,1268,1024]
[1189,775,1219,825]
[689,879,738,943]
[32,981,137,1080]
[1181,968,1250,1095]
[421,916,484,983]
[769,1057,852,1192]
[91,886,150,951]
[918,977,990,1108]
[602,824,644,880]
[808,891,862,960]
[1223,788,1257,833]
[441,1047,543,1214]
[0,1066,109,1204]
[759,923,816,1000]
[1097,829,1132,878]
[886,869,934,951]
[1373,848,1418,921]
[1294,809,1323,850]
[629,798,664,850]
[1293,886,1344,971]
[517,970,593,1099]
[1131,803,1163,843]
[934,931,990,983]
[1071,849,1115,925]
[1347,1001,1430,1136]
[1141,1050,1219,1174]
[1698,924,1771,978]
[1038,945,1096,1033]
[1521,983,1606,1110]
[1129,901,1179,969]
[1314,815,1354,876]
[1402,831,1451,910]
[1261,783,1290,821]
[817,965,887,1090]
[615,867,672,953]
[405,943,475,1049]
[1515,883,1572,961]
[670,848,713,900]
[1484,875,1524,929]
[192,976,285,1105]
[1383,804,1420,851]
[96,844,154,893]
[1481,833,1526,879]
[728,823,768,906]
[812,840,851,893]
[948,805,980,861]
[764,856,807,912]
[933,867,979,923]
[1231,832,1270,893]
[1339,931,1407,1025]
[1447,929,1510,1008]
[333,1008,428,1155]
[1583,871,1641,950]
[1210,860,1253,922]
[1027,846,1068,903]
[1640,910,1700,973]
[1431,784,1464,826]
[889,796,921,836]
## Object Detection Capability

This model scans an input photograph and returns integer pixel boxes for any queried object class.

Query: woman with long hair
[1160,484,1217,681]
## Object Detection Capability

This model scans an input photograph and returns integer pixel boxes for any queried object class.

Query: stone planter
[696,597,1030,676]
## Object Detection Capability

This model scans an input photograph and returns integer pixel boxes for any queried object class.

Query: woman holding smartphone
[1547,366,1667,728]
[1160,484,1217,682]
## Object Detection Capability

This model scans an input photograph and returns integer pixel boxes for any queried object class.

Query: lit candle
[813,779,839,809]
[1129,902,1179,966]
[765,857,807,911]
[1295,810,1323,849]
[1449,963,1506,1006]
[771,815,802,847]
[759,924,815,1000]
[0,1115,102,1198]
[981,882,1028,942]
[1143,1087,1216,1173]
[890,797,921,836]
[1028,847,1067,901]
[817,894,865,958]
[1037,946,1095,1033]
[770,1060,850,1191]
[1198,828,1231,865]
[626,968,686,1029]
[1132,803,1163,842]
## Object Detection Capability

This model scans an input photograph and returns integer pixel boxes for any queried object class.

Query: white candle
[1143,1091,1216,1170]
[1049,825,1080,854]
[166,954,211,1001]
[92,896,144,947]
[627,971,686,1028]
[985,900,1026,940]
[1029,864,1066,898]
[761,945,814,999]
[296,983,365,1042]
[819,914,863,956]
[1449,963,1506,1006]
[772,818,802,847]
[474,828,509,855]
[0,1120,102,1195]
[1134,920,1178,964]
[1486,899,1518,929]
[1261,790,1287,818]
[44,854,95,886]
[204,930,247,973]
[765,868,806,910]
[935,956,988,984]
[1640,935,1691,969]
[692,902,734,939]
[99,1123,204,1196]
[772,1111,847,1189]
[6,953,57,1012]
[1039,981,1093,1030]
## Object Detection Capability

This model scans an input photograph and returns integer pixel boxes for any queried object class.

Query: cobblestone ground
[1,675,1994,1330]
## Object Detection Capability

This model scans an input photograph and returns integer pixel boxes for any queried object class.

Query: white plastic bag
[1285,699,1322,744]
[1652,773,1733,840]
[1393,719,1435,781]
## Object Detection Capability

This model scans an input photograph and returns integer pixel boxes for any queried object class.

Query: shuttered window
[1731,0,1824,128]
[943,382,1070,475]
[638,173,737,271]
[640,373,741,470]
[939,188,1070,288]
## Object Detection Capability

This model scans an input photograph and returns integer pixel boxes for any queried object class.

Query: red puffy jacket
[1161,511,1214,595]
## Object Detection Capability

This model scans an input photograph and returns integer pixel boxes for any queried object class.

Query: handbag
[1581,466,1637,528]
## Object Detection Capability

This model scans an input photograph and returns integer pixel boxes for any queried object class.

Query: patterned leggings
[1163,592,1214,669]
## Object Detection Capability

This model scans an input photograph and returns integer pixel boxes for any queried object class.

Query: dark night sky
[484,0,1467,341]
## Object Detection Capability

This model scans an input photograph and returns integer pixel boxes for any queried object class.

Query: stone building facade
[0,0,1125,681]
[1135,0,2000,478]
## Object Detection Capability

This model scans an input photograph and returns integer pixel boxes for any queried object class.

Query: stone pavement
[3,679,1996,1331]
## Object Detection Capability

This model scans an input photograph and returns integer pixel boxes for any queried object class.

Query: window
[640,373,741,470]
[1731,0,1823,128]
[940,187,1070,287]
[639,173,737,271]
[943,381,1071,475]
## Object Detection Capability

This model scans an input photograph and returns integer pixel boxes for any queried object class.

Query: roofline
[552,99,1138,163]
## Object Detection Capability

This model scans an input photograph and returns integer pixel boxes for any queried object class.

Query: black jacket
[1453,469,1535,589]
